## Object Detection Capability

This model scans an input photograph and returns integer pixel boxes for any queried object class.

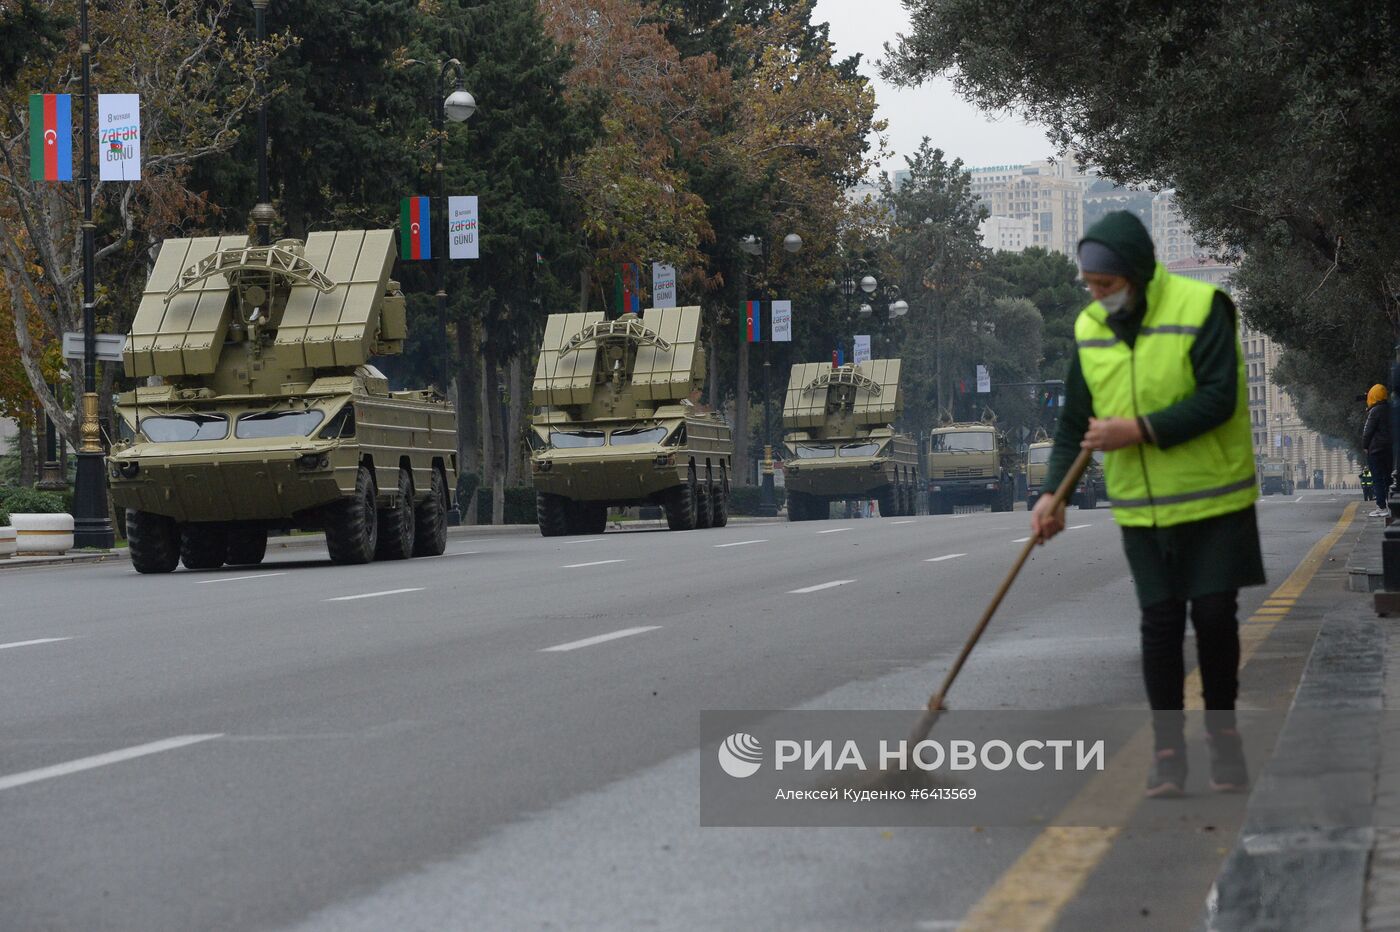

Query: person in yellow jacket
[1031,211,1264,798]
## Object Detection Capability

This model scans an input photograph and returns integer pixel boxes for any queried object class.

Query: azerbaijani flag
[29,94,73,182]
[400,196,431,260]
[746,300,761,342]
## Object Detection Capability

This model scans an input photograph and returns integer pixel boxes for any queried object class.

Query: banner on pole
[746,300,762,342]
[652,263,677,308]
[400,196,431,260]
[771,300,792,342]
[448,195,479,260]
[98,94,141,181]
[617,263,641,314]
[853,334,871,365]
[28,94,72,182]
[976,364,991,394]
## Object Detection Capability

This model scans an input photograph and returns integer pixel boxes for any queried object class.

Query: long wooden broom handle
[922,446,1095,715]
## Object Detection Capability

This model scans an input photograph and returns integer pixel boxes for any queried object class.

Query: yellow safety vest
[1074,263,1256,527]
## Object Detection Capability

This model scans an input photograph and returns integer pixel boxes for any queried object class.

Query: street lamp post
[742,232,801,517]
[72,0,113,548]
[434,61,473,393]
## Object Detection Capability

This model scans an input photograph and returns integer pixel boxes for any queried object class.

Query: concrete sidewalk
[1206,513,1400,931]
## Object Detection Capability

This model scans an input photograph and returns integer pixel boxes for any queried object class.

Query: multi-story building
[967,160,1084,255]
[978,215,1032,253]
[1151,190,1207,265]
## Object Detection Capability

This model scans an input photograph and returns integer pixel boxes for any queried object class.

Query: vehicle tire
[537,492,570,537]
[325,465,378,564]
[375,468,416,561]
[695,479,714,529]
[929,492,952,515]
[876,483,897,518]
[900,482,913,516]
[712,474,730,528]
[412,468,449,556]
[180,523,228,570]
[127,509,180,574]
[991,490,1010,513]
[1080,487,1098,510]
[226,526,268,566]
[571,502,607,535]
[786,489,807,521]
[664,469,698,531]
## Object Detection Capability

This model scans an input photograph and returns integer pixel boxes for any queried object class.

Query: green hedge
[727,485,765,516]
[475,486,537,525]
[0,487,68,515]
[0,506,8,526]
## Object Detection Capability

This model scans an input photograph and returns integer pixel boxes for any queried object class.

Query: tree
[883,0,1400,441]
[977,246,1087,381]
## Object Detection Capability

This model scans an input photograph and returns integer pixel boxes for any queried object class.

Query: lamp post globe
[445,88,476,123]
[890,299,909,319]
[860,274,878,295]
[782,232,803,254]
[858,302,873,318]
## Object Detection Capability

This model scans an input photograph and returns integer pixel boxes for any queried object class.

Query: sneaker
[1146,747,1187,798]
[1370,509,1389,518]
[1207,730,1249,792]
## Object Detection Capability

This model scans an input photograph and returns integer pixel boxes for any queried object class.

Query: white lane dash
[1067,524,1092,530]
[0,637,72,651]
[0,734,223,793]
[924,554,966,563]
[1013,536,1033,543]
[540,626,661,652]
[195,572,287,584]
[817,528,851,535]
[435,551,483,558]
[323,587,425,602]
[890,520,916,525]
[714,539,767,548]
[789,579,855,594]
[1293,496,1303,503]
[561,559,625,569]
[564,538,605,545]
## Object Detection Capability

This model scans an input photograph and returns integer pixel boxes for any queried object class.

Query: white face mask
[1099,287,1131,314]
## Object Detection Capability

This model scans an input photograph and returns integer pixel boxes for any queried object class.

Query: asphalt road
[0,491,1353,930]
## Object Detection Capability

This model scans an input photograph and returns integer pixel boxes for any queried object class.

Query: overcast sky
[813,0,1054,176]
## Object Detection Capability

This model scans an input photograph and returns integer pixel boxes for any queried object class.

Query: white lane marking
[540,626,661,652]
[890,520,916,525]
[1067,524,1092,530]
[323,588,425,602]
[1013,536,1033,543]
[925,554,966,563]
[1293,496,1303,503]
[0,734,223,793]
[565,538,605,545]
[437,550,482,558]
[714,539,767,548]
[817,528,850,534]
[561,559,625,569]
[789,579,855,594]
[0,637,72,651]
[195,572,287,584]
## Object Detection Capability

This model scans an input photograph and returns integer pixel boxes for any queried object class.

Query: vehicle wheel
[991,491,1010,513]
[695,480,714,529]
[570,501,607,535]
[900,482,914,516]
[127,510,180,574]
[786,489,807,521]
[1080,487,1097,510]
[664,469,698,530]
[876,483,897,518]
[226,527,268,566]
[712,474,729,528]
[325,465,378,564]
[180,523,228,570]
[375,468,416,561]
[412,468,449,556]
[929,492,952,515]
[537,492,570,537]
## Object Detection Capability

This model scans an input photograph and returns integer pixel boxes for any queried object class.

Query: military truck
[1258,459,1295,495]
[926,420,1017,514]
[528,306,732,535]
[1025,441,1104,509]
[108,230,457,573]
[780,360,919,520]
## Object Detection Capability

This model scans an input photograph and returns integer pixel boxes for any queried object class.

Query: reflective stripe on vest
[1074,264,1257,527]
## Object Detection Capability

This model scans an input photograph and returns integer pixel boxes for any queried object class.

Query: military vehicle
[528,306,732,534]
[109,230,457,573]
[1258,459,1294,495]
[926,419,1017,514]
[1025,441,1104,509]
[780,360,919,520]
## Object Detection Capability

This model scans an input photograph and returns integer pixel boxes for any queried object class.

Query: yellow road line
[958,502,1358,932]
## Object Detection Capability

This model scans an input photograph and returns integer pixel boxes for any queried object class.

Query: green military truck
[528,307,732,535]
[780,360,919,520]
[1025,441,1104,509]
[926,421,1018,514]
[1258,459,1295,495]
[109,230,457,573]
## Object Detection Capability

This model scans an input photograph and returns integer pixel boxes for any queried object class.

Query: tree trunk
[508,354,526,485]
[735,319,751,485]
[708,312,720,409]
[579,266,590,312]
[456,319,480,525]
[17,416,36,487]
[481,355,497,524]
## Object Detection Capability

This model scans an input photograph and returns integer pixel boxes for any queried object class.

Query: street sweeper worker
[1030,210,1264,798]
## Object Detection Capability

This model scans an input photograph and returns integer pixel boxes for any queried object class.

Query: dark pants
[1140,590,1240,749]
[1369,450,1393,511]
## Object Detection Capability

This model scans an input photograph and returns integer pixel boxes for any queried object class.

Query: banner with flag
[29,94,73,182]
[771,300,792,342]
[400,196,431,260]
[853,334,871,364]
[615,263,641,315]
[652,263,677,308]
[745,300,762,342]
[447,195,478,260]
[835,346,846,366]
[98,94,141,181]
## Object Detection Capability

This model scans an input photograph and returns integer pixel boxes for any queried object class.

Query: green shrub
[0,506,9,527]
[727,485,765,516]
[475,486,537,525]
[0,487,67,515]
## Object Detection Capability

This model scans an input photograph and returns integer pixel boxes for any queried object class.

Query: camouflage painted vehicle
[529,306,732,534]
[108,230,457,573]
[780,360,919,520]
[1258,459,1294,495]
[1025,440,1103,509]
[926,420,1017,514]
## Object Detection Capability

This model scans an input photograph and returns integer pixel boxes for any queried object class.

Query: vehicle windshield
[931,431,994,452]
[550,429,606,449]
[610,426,669,445]
[793,443,836,459]
[1028,446,1053,464]
[839,442,882,458]
[236,409,326,439]
[140,413,228,442]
